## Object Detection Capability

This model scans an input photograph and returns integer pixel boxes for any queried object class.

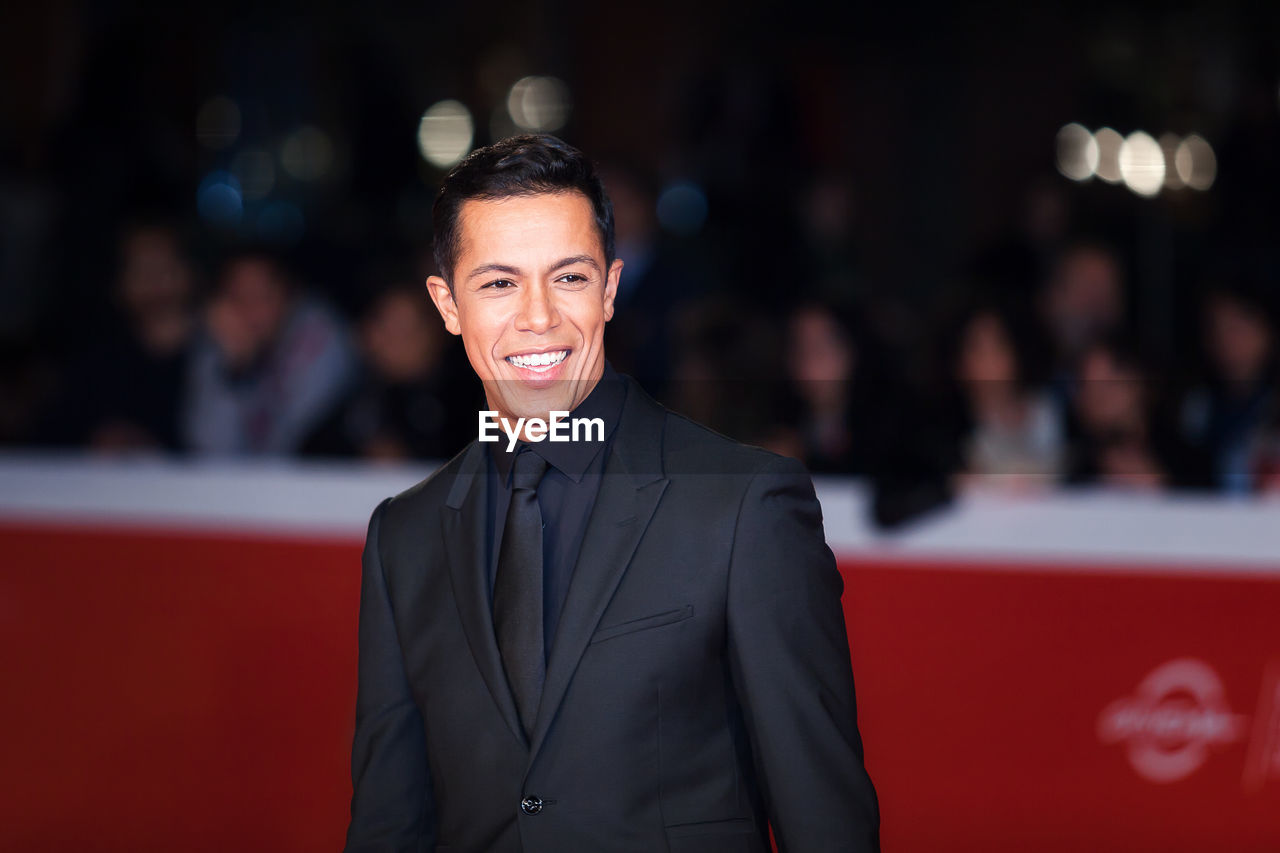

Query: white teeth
[507,350,567,371]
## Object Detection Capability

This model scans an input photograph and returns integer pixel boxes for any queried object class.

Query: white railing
[1,452,1277,573]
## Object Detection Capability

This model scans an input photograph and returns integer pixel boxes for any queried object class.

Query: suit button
[520,795,543,815]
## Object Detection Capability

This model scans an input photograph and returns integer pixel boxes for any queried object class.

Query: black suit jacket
[345,377,879,852]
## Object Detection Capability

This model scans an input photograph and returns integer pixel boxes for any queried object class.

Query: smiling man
[432,189,617,422]
[344,135,879,853]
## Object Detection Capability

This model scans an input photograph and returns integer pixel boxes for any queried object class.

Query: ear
[602,259,624,322]
[425,275,462,336]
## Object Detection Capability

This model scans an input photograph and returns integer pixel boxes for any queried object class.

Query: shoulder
[613,374,807,482]
[656,403,808,482]
[376,440,481,533]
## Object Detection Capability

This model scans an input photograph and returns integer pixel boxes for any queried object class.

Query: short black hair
[431,134,615,286]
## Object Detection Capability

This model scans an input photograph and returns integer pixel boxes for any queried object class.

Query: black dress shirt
[486,363,627,659]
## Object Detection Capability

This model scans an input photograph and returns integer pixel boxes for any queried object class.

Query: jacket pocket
[588,605,694,644]
[666,818,766,853]
[665,817,757,838]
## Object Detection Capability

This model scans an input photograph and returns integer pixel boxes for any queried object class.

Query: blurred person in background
[785,301,867,474]
[1065,338,1184,492]
[948,302,1064,494]
[598,162,706,398]
[665,295,798,456]
[1252,408,1280,493]
[183,250,356,455]
[837,289,961,529]
[302,281,474,461]
[796,172,863,306]
[36,220,197,452]
[0,341,55,446]
[968,178,1071,310]
[1040,241,1127,399]
[1181,282,1278,494]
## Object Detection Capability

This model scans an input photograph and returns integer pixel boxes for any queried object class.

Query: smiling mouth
[506,349,569,372]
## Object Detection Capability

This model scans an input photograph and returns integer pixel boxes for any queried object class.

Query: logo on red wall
[1097,658,1248,783]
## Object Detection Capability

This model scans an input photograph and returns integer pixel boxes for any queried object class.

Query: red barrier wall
[3,521,1278,851]
[2,524,361,852]
[843,560,1280,852]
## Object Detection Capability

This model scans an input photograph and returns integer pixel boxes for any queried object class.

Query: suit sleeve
[725,456,880,852]
[345,498,435,853]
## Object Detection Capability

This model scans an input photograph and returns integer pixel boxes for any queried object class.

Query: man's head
[425,134,623,426]
[432,135,615,285]
[1204,284,1275,387]
[117,222,194,318]
[362,283,447,384]
[207,251,296,369]
[1042,241,1125,362]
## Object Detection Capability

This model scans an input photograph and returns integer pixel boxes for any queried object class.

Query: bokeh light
[656,182,708,236]
[196,96,241,150]
[1055,123,1098,181]
[506,76,571,132]
[197,171,243,227]
[1175,134,1217,191]
[281,126,335,182]
[1118,131,1164,197]
[1159,134,1185,190]
[1093,127,1123,184]
[417,100,474,169]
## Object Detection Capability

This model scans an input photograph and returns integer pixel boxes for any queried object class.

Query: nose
[515,281,559,334]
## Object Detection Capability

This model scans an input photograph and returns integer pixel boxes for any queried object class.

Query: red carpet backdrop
[2,459,1277,851]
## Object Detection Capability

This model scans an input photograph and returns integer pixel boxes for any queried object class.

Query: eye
[557,273,588,285]
[481,279,516,290]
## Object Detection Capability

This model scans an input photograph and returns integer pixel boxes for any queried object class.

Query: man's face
[223,259,290,343]
[426,191,622,424]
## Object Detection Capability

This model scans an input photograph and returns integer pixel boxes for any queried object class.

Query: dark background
[3,0,1278,519]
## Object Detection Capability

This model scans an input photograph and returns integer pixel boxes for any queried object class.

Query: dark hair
[431,134,615,286]
[940,293,1047,395]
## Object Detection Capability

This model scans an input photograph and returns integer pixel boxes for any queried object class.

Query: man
[345,134,879,852]
[184,250,356,455]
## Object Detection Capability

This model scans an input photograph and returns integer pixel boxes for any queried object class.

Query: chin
[489,385,574,421]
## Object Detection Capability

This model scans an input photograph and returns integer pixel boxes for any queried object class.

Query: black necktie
[494,447,549,739]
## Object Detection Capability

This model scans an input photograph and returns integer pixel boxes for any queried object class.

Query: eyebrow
[549,254,601,273]
[466,262,520,280]
[465,255,601,281]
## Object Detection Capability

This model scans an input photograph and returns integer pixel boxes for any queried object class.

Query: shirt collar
[490,361,627,485]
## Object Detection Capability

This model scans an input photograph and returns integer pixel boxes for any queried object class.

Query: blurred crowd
[2,163,1277,528]
[4,226,479,462]
[4,3,1279,528]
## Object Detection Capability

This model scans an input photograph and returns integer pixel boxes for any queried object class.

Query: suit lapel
[441,442,526,747]
[528,381,669,762]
